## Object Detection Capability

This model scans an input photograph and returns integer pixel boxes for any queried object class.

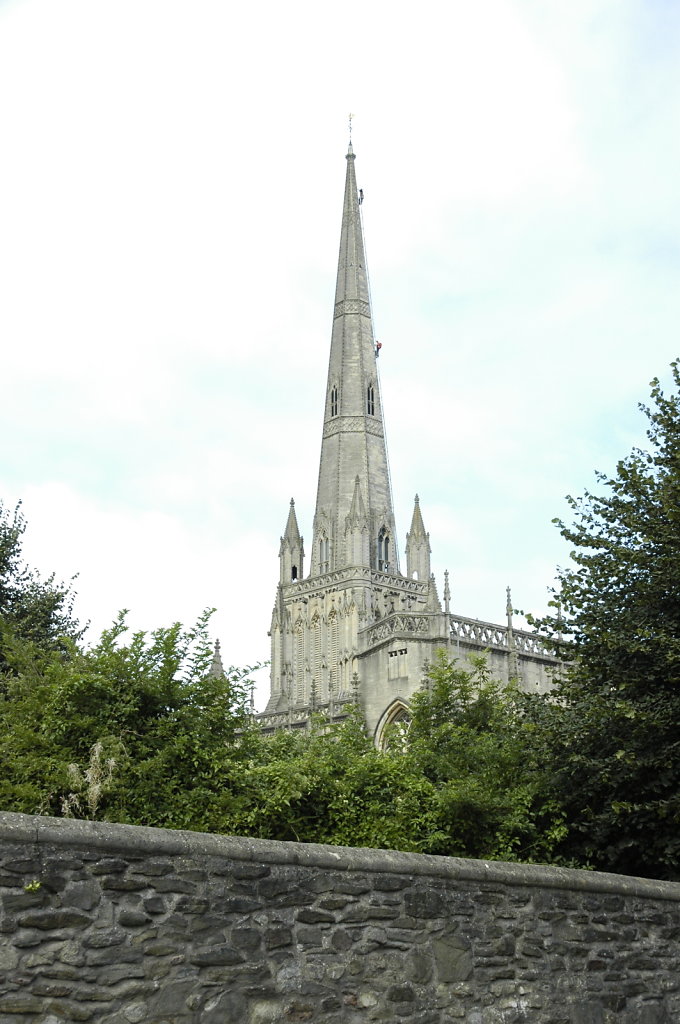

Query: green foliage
[0,610,259,831]
[229,709,442,852]
[0,556,563,862]
[528,363,680,879]
[405,654,565,862]
[227,655,565,863]
[0,501,82,670]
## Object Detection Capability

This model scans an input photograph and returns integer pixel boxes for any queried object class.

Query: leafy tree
[0,501,81,670]
[229,655,565,863]
[0,611,259,831]
[229,709,442,852]
[529,363,680,879]
[405,653,565,863]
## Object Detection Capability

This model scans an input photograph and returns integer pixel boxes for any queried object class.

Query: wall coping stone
[2,810,680,903]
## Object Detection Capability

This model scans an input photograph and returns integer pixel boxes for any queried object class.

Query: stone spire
[209,639,225,678]
[311,144,397,576]
[279,499,304,583]
[405,494,431,582]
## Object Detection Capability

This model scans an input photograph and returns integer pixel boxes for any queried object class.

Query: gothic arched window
[319,536,330,573]
[330,386,338,417]
[366,384,375,416]
[375,700,412,751]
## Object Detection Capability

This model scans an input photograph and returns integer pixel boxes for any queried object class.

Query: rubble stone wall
[1,812,679,1023]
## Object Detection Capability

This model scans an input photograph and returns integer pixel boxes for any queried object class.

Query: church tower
[261,144,558,743]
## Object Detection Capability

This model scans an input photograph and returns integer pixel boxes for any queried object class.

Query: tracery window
[377,701,412,751]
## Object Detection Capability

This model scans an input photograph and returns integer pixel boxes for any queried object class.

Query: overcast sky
[1,0,679,707]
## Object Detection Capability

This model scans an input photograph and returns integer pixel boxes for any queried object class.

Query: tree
[0,610,259,831]
[0,501,81,669]
[228,655,565,863]
[228,708,443,853]
[529,362,680,878]
[404,653,565,863]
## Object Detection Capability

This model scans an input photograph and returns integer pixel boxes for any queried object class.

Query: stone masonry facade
[1,812,680,1023]
[264,144,559,744]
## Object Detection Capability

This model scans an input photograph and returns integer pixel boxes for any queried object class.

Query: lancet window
[366,384,375,416]
[377,526,390,571]
[319,536,330,573]
[330,386,338,417]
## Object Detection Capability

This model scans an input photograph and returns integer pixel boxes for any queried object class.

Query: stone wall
[1,812,680,1023]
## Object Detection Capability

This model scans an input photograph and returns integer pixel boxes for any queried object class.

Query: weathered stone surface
[0,994,44,1014]
[17,908,92,930]
[3,889,47,913]
[0,811,679,1022]
[295,907,335,924]
[263,926,293,950]
[432,936,473,984]
[189,943,245,966]
[90,859,128,876]
[117,909,150,928]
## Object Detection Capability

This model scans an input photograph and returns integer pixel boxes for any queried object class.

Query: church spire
[209,639,225,678]
[312,145,397,576]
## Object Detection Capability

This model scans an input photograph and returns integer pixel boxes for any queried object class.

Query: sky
[1,0,679,708]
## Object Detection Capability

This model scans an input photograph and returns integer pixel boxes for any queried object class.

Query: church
[259,144,557,745]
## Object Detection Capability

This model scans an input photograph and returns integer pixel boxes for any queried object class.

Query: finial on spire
[347,113,355,158]
[209,639,225,678]
[506,586,515,635]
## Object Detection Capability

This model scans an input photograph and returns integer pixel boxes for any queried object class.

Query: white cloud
[1,0,678,709]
